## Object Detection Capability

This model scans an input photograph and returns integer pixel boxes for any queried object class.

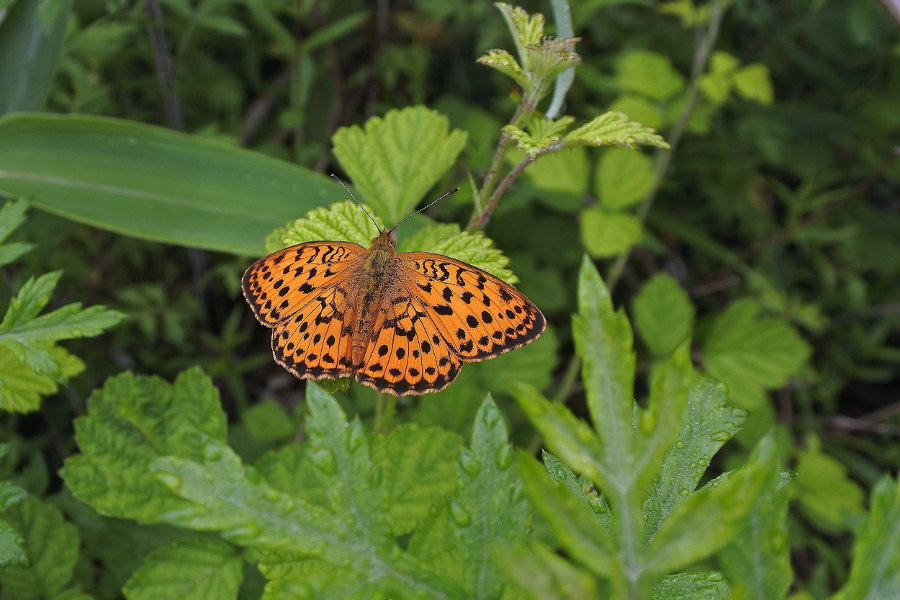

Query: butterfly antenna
[331,174,381,233]
[389,187,461,234]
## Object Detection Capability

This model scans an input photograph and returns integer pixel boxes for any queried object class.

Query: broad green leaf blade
[371,424,462,536]
[450,396,529,599]
[518,452,615,577]
[719,471,792,600]
[616,50,686,101]
[0,496,79,597]
[579,207,643,258]
[596,147,657,210]
[631,273,695,357]
[793,435,866,533]
[574,255,636,468]
[0,517,26,568]
[733,64,774,105]
[702,299,812,410]
[0,198,29,243]
[643,377,746,540]
[268,200,383,252]
[243,399,296,443]
[60,369,228,521]
[123,537,242,600]
[645,433,780,575]
[492,539,599,600]
[331,106,467,225]
[651,572,730,600]
[836,476,900,600]
[0,0,70,115]
[0,113,347,255]
[0,343,58,413]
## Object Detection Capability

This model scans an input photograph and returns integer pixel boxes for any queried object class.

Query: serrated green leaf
[733,64,774,105]
[518,452,614,577]
[0,343,57,413]
[643,377,746,540]
[516,147,590,199]
[793,434,865,533]
[476,48,528,87]
[123,537,242,600]
[502,115,574,159]
[579,207,643,258]
[719,469,792,600]
[836,476,900,600]
[596,147,657,210]
[254,445,330,510]
[60,369,228,521]
[449,397,529,598]
[371,424,462,535]
[617,50,686,101]
[702,299,812,410]
[709,51,740,75]
[332,106,467,225]
[574,255,636,465]
[651,572,730,599]
[565,111,670,151]
[398,223,517,283]
[267,200,383,252]
[699,72,731,106]
[0,517,26,568]
[0,496,79,597]
[542,451,612,536]
[659,0,711,27]
[492,539,599,600]
[497,2,544,50]
[644,433,780,575]
[0,271,60,330]
[632,274,696,356]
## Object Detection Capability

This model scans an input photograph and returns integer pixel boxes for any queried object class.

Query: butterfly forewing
[399,252,546,360]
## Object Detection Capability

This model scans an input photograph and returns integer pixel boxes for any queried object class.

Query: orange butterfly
[242,185,545,395]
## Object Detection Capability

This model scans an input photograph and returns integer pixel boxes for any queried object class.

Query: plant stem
[373,393,397,433]
[605,2,728,292]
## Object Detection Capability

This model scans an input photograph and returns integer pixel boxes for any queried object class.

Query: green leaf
[0,0,70,115]
[123,537,242,600]
[579,207,643,257]
[651,572,730,599]
[643,378,746,540]
[699,72,732,106]
[733,64,774,105]
[542,451,612,536]
[331,106,467,225]
[719,470,792,600]
[608,95,666,130]
[243,399,296,443]
[516,147,590,198]
[254,445,329,511]
[0,198,29,242]
[267,200,383,252]
[496,2,545,51]
[644,433,780,575]
[574,255,636,466]
[502,115,574,159]
[836,476,900,600]
[60,369,228,521]
[596,147,657,210]
[793,434,866,533]
[0,113,347,255]
[413,396,528,599]
[517,452,615,577]
[632,273,696,356]
[0,496,79,597]
[370,424,462,535]
[476,48,528,88]
[564,111,670,151]
[492,539,599,600]
[702,299,812,410]
[0,344,82,413]
[616,50,686,101]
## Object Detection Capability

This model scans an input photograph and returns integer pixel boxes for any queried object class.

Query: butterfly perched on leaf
[242,186,545,395]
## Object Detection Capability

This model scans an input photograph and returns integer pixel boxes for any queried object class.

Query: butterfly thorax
[361,230,397,277]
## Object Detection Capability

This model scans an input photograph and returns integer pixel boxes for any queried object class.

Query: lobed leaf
[616,50,686,101]
[0,496,79,598]
[492,539,599,600]
[123,537,243,600]
[476,48,528,88]
[579,207,643,258]
[331,106,467,225]
[267,200,383,253]
[596,147,657,211]
[565,111,670,151]
[651,572,730,600]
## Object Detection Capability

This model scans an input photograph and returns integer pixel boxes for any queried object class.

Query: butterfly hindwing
[399,251,546,361]
[355,297,462,394]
